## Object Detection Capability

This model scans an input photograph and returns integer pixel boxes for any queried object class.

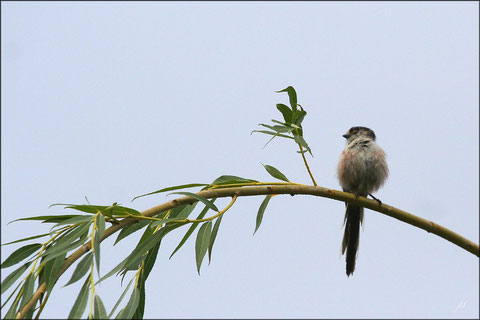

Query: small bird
[337,126,389,276]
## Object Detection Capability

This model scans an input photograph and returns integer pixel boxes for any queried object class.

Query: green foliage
[252,86,312,155]
[1,262,31,295]
[207,175,258,187]
[107,277,134,319]
[94,294,108,319]
[19,274,35,319]
[169,192,219,212]
[114,220,150,245]
[44,252,66,292]
[68,277,90,319]
[208,214,223,264]
[116,287,140,319]
[64,253,92,287]
[195,222,212,274]
[1,243,42,269]
[254,195,273,235]
[9,214,82,224]
[276,86,298,112]
[169,202,215,259]
[0,86,318,319]
[262,163,290,182]
[132,183,209,201]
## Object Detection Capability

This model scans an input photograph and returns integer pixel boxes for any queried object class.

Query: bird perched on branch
[337,126,389,276]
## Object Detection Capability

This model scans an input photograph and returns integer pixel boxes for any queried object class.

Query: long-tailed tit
[337,126,389,276]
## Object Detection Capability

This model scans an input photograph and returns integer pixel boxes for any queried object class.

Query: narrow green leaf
[273,125,293,133]
[164,222,192,238]
[276,103,292,123]
[143,242,161,280]
[149,217,188,229]
[210,175,258,186]
[9,214,81,224]
[133,259,149,319]
[167,202,197,220]
[276,86,298,111]
[254,195,273,235]
[105,205,141,217]
[137,223,154,246]
[1,233,51,246]
[258,123,289,133]
[261,164,290,182]
[65,204,108,214]
[122,253,147,273]
[152,208,181,223]
[49,224,81,244]
[257,123,276,130]
[43,215,85,224]
[133,280,146,320]
[208,215,223,264]
[64,253,93,287]
[53,215,93,227]
[94,215,105,276]
[108,277,135,319]
[250,130,294,140]
[97,258,127,285]
[45,252,66,292]
[169,192,218,212]
[50,203,106,214]
[177,202,198,219]
[169,202,214,259]
[94,294,108,320]
[4,291,21,319]
[262,123,292,133]
[257,124,294,148]
[94,230,101,275]
[98,227,167,285]
[115,287,140,319]
[294,109,307,126]
[260,130,282,148]
[68,277,90,319]
[19,273,35,309]
[131,183,208,201]
[1,280,24,312]
[128,225,180,288]
[40,236,87,264]
[37,256,46,291]
[122,228,166,272]
[42,223,90,260]
[195,222,212,275]
[294,135,313,156]
[53,222,91,246]
[1,243,42,269]
[96,214,106,241]
[114,220,150,245]
[271,119,294,126]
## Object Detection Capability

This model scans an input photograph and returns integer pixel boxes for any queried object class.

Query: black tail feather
[342,204,363,276]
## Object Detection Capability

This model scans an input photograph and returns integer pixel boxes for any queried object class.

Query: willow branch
[16,184,479,319]
[297,143,317,186]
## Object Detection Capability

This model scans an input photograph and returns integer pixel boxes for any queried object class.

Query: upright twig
[298,142,317,186]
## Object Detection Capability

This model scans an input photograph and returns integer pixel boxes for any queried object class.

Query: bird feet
[368,193,382,206]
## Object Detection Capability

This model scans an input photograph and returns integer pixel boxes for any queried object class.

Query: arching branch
[15,184,479,319]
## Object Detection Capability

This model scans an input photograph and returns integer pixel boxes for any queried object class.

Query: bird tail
[341,204,364,276]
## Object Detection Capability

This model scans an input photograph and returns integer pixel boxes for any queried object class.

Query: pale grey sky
[2,2,479,319]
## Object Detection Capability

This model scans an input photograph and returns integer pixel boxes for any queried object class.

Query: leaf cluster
[1,165,291,319]
[1,86,309,319]
[252,86,312,155]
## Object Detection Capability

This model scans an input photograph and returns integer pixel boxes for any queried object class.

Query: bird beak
[342,133,350,139]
